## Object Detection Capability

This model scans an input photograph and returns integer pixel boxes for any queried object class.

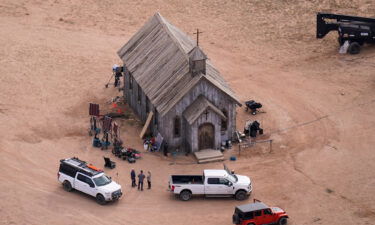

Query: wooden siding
[117,12,241,117]
[124,67,237,152]
[119,13,241,152]
[183,95,226,125]
[161,79,237,152]
[123,66,158,136]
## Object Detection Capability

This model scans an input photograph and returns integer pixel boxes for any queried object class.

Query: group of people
[143,137,169,157]
[130,169,151,191]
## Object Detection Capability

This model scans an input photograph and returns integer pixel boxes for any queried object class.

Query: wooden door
[198,123,214,150]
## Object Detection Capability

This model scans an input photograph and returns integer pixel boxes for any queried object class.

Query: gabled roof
[117,12,241,116]
[189,46,207,61]
[183,95,226,125]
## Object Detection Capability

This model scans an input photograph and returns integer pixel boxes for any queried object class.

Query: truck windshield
[93,175,111,186]
[227,174,237,183]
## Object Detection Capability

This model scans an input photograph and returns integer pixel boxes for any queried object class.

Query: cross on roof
[204,110,209,120]
[193,29,203,46]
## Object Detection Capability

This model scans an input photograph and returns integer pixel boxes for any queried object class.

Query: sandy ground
[0,0,374,225]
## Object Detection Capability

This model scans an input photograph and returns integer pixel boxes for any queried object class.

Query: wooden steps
[194,149,224,164]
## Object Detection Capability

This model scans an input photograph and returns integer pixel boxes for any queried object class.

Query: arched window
[221,109,228,131]
[174,116,181,137]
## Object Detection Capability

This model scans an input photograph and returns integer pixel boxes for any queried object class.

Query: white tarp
[339,40,349,54]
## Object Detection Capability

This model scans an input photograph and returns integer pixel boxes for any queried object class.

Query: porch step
[194,149,224,163]
[198,156,225,164]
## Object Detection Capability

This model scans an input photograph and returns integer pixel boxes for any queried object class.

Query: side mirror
[90,184,95,188]
[228,182,233,187]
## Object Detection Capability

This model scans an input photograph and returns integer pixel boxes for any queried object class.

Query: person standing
[131,169,136,187]
[138,170,145,191]
[163,141,168,157]
[147,171,151,189]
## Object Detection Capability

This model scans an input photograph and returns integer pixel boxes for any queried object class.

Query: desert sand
[0,0,374,225]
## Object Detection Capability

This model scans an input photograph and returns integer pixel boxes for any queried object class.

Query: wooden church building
[117,12,241,153]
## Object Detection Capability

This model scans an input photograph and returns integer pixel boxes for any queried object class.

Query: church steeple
[188,46,207,76]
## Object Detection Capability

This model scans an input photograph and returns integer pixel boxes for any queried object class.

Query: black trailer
[317,12,375,54]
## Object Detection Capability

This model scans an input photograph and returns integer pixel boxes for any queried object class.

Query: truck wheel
[235,190,247,200]
[179,190,192,201]
[278,217,288,225]
[96,194,107,205]
[62,181,73,192]
[348,42,360,54]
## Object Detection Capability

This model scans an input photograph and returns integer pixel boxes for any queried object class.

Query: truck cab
[58,157,122,205]
[233,200,289,225]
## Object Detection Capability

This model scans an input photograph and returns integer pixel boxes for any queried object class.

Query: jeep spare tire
[278,217,288,225]
[96,194,107,205]
[179,190,192,201]
[235,190,247,200]
[62,180,72,192]
[232,214,240,224]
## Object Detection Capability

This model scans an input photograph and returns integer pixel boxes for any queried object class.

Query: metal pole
[270,140,273,153]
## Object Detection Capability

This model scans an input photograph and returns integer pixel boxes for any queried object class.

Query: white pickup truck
[169,166,252,201]
[58,157,122,205]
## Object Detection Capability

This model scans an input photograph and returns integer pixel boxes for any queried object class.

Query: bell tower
[189,46,207,76]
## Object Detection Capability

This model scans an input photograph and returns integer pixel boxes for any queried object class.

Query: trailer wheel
[179,190,192,201]
[348,42,361,54]
[62,180,73,192]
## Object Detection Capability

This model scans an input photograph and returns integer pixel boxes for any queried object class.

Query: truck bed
[171,175,204,184]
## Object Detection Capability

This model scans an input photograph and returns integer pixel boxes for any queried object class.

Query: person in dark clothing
[114,76,119,87]
[147,171,151,189]
[138,170,145,191]
[163,141,168,156]
[130,169,136,187]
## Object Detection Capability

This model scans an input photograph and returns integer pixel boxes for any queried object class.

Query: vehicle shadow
[168,194,251,202]
[50,185,121,206]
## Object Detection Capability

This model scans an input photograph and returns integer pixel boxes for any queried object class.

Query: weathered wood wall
[123,66,158,135]
[124,66,237,153]
[161,78,237,152]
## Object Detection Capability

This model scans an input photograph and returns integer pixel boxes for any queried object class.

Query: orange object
[112,103,118,108]
[87,164,102,171]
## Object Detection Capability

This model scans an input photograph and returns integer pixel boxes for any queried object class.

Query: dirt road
[0,1,374,225]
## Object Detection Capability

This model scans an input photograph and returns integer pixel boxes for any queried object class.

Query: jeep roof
[60,157,103,177]
[235,202,269,213]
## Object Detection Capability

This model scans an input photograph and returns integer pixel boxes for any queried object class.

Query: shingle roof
[183,95,226,125]
[117,12,241,116]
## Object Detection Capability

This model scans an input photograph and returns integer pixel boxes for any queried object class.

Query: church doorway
[198,123,215,150]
